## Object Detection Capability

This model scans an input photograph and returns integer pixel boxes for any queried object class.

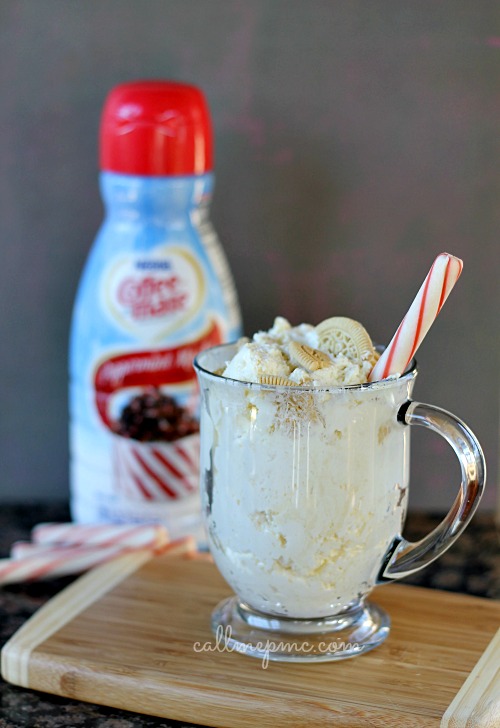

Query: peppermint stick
[369,253,463,381]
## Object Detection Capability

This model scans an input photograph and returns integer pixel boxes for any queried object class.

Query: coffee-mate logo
[103,247,205,340]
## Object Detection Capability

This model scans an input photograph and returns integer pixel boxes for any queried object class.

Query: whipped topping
[223,317,375,386]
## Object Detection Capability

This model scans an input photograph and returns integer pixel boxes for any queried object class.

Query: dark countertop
[0,503,499,728]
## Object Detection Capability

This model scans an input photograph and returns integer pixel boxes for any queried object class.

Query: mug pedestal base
[211,596,390,663]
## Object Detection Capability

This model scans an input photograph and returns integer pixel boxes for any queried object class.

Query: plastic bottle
[69,80,242,538]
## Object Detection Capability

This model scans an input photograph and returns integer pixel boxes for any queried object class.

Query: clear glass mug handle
[378,400,486,582]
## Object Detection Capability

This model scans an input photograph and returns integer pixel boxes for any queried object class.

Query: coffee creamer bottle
[69,80,242,538]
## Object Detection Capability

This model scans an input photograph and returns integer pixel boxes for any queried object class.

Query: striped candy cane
[369,253,463,382]
[31,522,169,549]
[1,536,196,585]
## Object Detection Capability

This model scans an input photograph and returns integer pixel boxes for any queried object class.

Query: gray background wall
[0,1,498,511]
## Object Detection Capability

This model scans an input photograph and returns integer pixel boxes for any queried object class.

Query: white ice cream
[197,319,414,619]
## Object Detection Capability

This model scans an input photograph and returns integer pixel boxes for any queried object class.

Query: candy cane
[31,522,169,550]
[369,253,463,382]
[11,542,63,559]
[0,536,196,586]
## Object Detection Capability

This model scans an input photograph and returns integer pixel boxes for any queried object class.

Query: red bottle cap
[99,80,213,176]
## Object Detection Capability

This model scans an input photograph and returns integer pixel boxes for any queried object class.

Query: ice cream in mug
[198,317,406,618]
[194,255,485,662]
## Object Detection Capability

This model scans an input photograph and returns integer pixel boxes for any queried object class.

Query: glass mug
[194,343,485,662]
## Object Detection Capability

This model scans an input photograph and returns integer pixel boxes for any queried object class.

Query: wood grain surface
[2,553,500,728]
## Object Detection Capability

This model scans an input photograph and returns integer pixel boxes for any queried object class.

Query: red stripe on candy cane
[380,320,403,380]
[437,255,452,314]
[412,256,436,357]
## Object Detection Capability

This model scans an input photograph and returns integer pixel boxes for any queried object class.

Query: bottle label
[102,247,205,340]
[94,319,221,431]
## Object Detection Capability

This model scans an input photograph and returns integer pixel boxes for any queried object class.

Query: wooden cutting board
[2,552,500,727]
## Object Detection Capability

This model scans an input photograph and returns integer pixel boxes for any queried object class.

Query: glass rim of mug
[194,342,417,393]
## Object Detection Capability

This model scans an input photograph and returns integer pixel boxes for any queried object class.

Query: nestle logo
[135,260,171,271]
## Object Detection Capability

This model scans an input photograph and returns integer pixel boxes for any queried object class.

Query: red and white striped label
[113,433,200,501]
